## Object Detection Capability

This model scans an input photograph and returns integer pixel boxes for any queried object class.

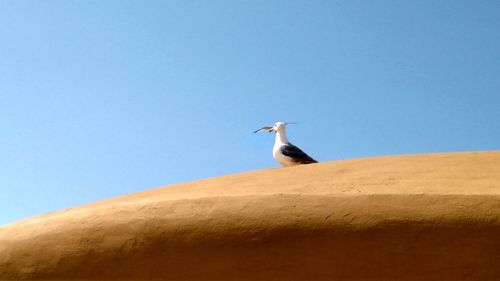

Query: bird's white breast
[273,143,296,167]
[272,127,298,167]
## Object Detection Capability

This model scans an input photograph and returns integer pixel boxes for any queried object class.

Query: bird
[254,121,318,167]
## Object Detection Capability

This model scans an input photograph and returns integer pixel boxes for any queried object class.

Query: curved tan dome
[1,151,500,280]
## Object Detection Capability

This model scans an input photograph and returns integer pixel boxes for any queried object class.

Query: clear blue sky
[1,0,499,225]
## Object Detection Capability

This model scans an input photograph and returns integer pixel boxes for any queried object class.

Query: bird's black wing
[281,143,318,164]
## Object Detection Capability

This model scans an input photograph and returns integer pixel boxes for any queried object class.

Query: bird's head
[254,121,296,133]
[271,122,286,132]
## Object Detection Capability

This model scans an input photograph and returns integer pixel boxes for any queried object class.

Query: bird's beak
[268,127,274,132]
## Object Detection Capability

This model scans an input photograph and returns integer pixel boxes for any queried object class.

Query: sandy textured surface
[1,151,500,280]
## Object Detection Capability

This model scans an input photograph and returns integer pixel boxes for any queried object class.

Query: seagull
[254,121,318,167]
